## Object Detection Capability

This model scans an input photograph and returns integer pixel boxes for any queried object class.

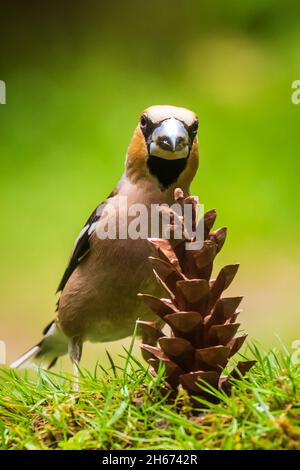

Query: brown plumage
[11,105,200,380]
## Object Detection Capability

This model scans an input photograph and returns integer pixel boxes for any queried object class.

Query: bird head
[126,105,199,191]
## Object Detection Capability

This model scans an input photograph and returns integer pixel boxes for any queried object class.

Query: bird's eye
[140,115,148,127]
[190,120,198,133]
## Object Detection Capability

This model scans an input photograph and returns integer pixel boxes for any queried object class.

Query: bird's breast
[58,180,184,342]
[58,230,161,342]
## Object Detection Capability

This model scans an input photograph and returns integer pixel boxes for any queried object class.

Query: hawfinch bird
[11,105,199,376]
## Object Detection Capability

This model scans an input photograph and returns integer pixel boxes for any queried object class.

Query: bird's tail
[10,321,68,369]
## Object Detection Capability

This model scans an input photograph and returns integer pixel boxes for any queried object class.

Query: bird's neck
[120,174,190,206]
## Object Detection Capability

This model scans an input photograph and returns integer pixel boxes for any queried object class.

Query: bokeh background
[1,1,300,369]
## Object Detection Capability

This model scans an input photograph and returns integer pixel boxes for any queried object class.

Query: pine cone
[138,189,255,400]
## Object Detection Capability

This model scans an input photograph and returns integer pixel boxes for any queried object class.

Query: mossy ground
[1,341,300,450]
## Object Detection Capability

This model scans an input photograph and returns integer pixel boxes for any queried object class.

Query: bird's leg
[68,336,82,391]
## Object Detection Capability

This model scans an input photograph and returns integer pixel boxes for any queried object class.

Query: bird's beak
[149,118,190,160]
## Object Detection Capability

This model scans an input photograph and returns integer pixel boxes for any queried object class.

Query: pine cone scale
[208,323,240,346]
[195,345,230,371]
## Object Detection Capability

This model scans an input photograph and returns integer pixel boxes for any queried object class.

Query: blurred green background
[1,1,300,368]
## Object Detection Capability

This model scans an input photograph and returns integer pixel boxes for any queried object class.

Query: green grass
[1,341,300,450]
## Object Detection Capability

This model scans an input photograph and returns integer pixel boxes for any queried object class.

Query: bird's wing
[56,189,117,293]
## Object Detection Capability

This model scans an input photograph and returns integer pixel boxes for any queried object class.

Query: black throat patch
[147,155,188,190]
